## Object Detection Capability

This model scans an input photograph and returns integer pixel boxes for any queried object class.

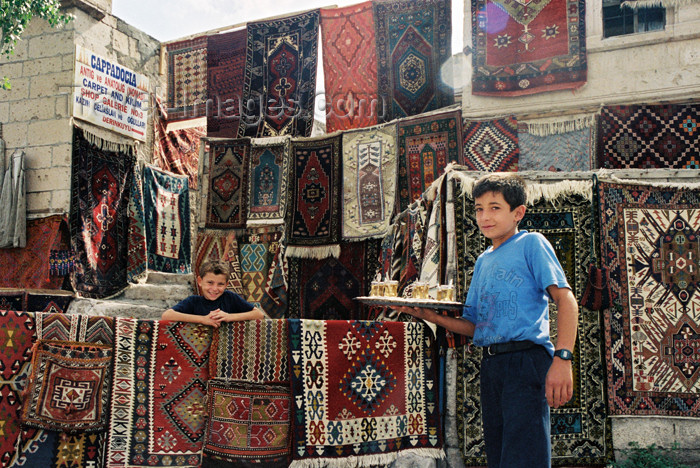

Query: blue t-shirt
[462,230,570,356]
[171,290,254,317]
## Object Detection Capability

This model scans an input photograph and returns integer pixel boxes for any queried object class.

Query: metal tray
[355,296,465,312]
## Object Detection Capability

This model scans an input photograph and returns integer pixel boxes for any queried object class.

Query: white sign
[73,45,149,142]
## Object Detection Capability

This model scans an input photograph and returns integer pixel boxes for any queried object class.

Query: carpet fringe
[288,448,446,468]
[73,119,137,155]
[521,113,598,137]
[285,244,341,260]
[602,171,700,189]
[246,219,286,227]
[621,0,697,8]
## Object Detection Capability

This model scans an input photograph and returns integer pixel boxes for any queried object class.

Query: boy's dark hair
[198,260,230,278]
[473,173,527,210]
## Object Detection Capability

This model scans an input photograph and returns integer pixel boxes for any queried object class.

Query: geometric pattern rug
[239,227,283,309]
[374,0,453,121]
[206,139,250,229]
[598,104,700,169]
[599,181,700,416]
[462,116,519,172]
[192,229,246,297]
[143,165,191,274]
[247,137,291,226]
[453,175,612,466]
[471,0,587,96]
[288,319,443,467]
[206,28,247,138]
[127,163,148,283]
[106,319,212,467]
[166,37,208,121]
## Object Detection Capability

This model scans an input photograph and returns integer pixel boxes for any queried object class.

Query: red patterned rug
[167,37,208,121]
[0,215,68,289]
[471,0,587,95]
[320,2,379,133]
[463,116,519,172]
[206,139,250,229]
[207,29,247,138]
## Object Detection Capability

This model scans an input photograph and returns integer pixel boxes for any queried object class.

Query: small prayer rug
[471,0,587,96]
[210,320,288,382]
[203,380,291,466]
[462,116,519,172]
[240,227,282,309]
[70,129,135,299]
[600,181,700,416]
[0,215,68,289]
[206,139,251,228]
[287,241,379,320]
[396,110,463,212]
[453,175,612,465]
[0,311,35,465]
[288,319,443,467]
[320,2,379,133]
[25,292,74,314]
[143,165,191,274]
[106,319,213,467]
[127,163,148,283]
[341,124,398,240]
[598,104,700,169]
[193,229,246,297]
[519,122,596,172]
[247,137,291,226]
[374,0,454,121]
[238,10,319,138]
[153,99,205,189]
[286,135,342,258]
[21,340,112,433]
[167,37,208,121]
[207,28,247,138]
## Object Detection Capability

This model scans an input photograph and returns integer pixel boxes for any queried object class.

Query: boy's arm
[162,308,221,327]
[545,285,579,408]
[219,307,266,322]
[393,306,475,337]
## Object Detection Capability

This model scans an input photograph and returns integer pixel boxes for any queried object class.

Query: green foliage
[610,442,691,468]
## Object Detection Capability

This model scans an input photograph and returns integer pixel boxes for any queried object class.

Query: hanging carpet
[320,2,379,133]
[193,229,246,297]
[452,174,612,466]
[600,181,700,416]
[519,115,597,172]
[393,201,428,296]
[286,134,342,259]
[239,227,283,309]
[288,319,443,467]
[263,248,289,319]
[462,116,519,172]
[127,163,148,283]
[207,28,247,138]
[374,0,454,122]
[238,10,319,138]
[598,104,700,169]
[143,165,191,274]
[247,136,291,226]
[166,37,208,121]
[106,319,212,467]
[471,0,587,96]
[396,109,463,213]
[205,139,250,229]
[341,123,398,241]
[70,129,135,299]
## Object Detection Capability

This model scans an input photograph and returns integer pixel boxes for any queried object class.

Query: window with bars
[603,0,666,38]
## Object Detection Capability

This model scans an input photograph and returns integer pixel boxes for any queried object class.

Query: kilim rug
[193,229,246,297]
[320,2,379,133]
[106,318,213,467]
[206,139,250,228]
[0,215,68,289]
[238,10,319,138]
[247,137,291,226]
[153,99,205,190]
[143,165,191,274]
[341,124,398,241]
[393,202,428,296]
[207,28,247,138]
[452,174,612,466]
[598,104,700,169]
[519,118,596,172]
[288,319,443,467]
[25,292,74,314]
[396,110,463,213]
[0,311,35,466]
[210,320,288,382]
[471,0,587,96]
[374,0,453,122]
[203,380,291,467]
[127,163,148,283]
[167,37,208,121]
[262,248,289,319]
[286,135,342,259]
[70,129,135,299]
[462,116,519,172]
[599,181,700,416]
[239,227,282,309]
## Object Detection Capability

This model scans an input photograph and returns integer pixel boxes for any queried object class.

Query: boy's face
[474,190,525,249]
[197,272,228,301]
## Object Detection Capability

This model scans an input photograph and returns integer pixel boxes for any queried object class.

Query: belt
[484,340,536,356]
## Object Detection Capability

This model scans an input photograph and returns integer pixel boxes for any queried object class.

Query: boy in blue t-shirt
[396,174,579,468]
[162,260,264,327]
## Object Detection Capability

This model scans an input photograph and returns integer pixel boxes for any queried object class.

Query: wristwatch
[554,349,573,360]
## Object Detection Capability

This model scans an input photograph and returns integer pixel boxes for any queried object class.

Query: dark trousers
[480,345,553,468]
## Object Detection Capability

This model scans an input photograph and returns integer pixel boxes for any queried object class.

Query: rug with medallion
[206,139,250,229]
[462,116,519,172]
